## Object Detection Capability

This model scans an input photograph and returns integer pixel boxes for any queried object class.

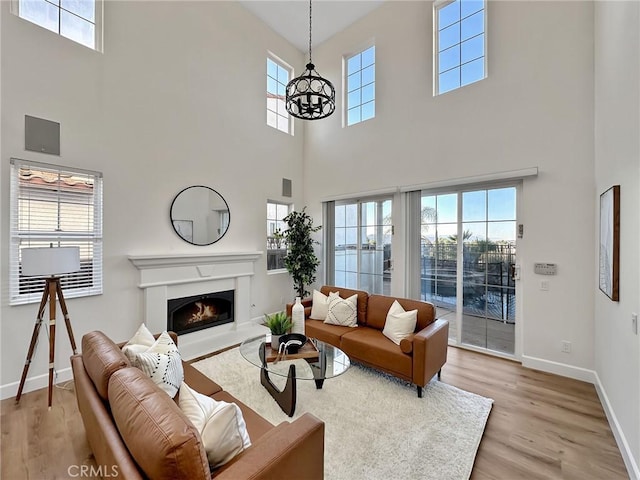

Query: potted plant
[281,208,321,299]
[263,311,293,349]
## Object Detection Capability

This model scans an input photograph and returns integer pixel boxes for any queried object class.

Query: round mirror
[170,186,230,245]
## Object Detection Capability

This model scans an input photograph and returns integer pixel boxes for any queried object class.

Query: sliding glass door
[420,186,517,355]
[330,197,392,295]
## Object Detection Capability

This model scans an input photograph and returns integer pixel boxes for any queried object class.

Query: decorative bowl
[278,333,307,354]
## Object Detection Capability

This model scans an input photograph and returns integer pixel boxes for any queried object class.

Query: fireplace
[167,290,234,336]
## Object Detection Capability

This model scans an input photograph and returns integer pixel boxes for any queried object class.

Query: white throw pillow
[310,289,329,320]
[325,293,358,327]
[128,331,184,398]
[382,300,418,345]
[121,323,156,365]
[178,382,251,468]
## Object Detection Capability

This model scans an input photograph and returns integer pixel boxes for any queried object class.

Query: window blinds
[9,158,103,305]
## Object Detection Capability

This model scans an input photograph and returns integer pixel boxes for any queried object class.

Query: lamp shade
[21,247,80,276]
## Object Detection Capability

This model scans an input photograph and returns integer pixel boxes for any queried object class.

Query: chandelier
[285,0,335,120]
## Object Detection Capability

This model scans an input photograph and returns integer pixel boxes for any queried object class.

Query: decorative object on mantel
[16,246,80,409]
[285,0,335,120]
[599,185,620,301]
[170,185,230,246]
[281,208,321,298]
[263,311,293,349]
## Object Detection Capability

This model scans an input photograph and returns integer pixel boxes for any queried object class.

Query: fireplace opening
[167,290,234,336]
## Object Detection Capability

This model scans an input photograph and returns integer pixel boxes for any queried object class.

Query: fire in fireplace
[167,290,234,336]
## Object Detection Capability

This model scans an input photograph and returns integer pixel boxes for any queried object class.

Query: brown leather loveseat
[288,285,449,397]
[71,330,325,479]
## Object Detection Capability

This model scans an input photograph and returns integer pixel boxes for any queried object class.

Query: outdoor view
[334,199,392,295]
[421,187,516,354]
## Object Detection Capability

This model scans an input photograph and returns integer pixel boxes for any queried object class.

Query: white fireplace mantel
[128,251,266,359]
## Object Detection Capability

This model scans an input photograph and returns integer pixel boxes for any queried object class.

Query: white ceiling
[239,1,385,53]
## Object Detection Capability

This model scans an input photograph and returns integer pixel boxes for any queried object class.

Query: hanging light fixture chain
[308,0,313,63]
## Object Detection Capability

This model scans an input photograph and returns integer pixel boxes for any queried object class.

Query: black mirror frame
[169,185,230,246]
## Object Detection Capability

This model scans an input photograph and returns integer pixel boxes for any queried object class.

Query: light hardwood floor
[0,347,629,479]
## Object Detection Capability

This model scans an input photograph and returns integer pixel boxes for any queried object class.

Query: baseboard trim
[520,354,597,383]
[594,371,640,480]
[0,367,73,401]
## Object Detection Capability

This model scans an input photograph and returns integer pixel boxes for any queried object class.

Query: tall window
[434,0,486,95]
[267,201,290,271]
[267,56,292,134]
[9,159,103,305]
[346,45,375,126]
[326,197,391,295]
[12,0,103,51]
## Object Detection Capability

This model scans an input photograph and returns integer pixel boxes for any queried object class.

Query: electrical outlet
[561,340,571,353]
[632,313,638,335]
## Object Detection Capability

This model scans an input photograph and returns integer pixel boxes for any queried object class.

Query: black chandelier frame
[285,0,335,121]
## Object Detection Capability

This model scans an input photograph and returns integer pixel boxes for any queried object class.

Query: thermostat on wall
[534,263,557,275]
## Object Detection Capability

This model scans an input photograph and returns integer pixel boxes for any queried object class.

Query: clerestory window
[434,0,486,95]
[12,0,103,51]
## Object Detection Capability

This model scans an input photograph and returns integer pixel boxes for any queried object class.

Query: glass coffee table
[240,335,350,417]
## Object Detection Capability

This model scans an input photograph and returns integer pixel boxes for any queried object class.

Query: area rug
[192,348,493,480]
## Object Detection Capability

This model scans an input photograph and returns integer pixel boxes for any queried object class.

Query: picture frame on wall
[599,185,620,301]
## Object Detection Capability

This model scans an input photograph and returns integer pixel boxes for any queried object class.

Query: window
[267,201,290,271]
[345,45,375,126]
[267,56,292,134]
[434,0,485,95]
[10,158,103,305]
[12,0,103,51]
[325,197,392,295]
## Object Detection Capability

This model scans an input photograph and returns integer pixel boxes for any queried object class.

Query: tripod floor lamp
[16,246,80,409]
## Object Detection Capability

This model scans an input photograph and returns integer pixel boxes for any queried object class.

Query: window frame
[344,44,376,127]
[266,200,291,272]
[325,195,392,295]
[11,0,104,52]
[9,158,104,305]
[433,0,487,96]
[266,53,294,135]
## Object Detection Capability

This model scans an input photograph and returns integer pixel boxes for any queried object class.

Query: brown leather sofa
[287,285,449,397]
[71,330,325,480]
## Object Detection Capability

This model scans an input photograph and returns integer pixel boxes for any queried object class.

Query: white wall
[305,1,596,375]
[0,1,304,394]
[594,1,640,476]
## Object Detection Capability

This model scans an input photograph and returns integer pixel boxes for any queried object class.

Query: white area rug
[193,348,493,480]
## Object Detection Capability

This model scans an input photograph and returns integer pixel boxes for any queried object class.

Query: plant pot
[271,334,282,350]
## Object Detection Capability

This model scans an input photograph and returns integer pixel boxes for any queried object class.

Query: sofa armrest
[411,319,449,388]
[214,413,324,480]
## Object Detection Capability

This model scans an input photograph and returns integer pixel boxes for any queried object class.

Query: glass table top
[239,334,350,381]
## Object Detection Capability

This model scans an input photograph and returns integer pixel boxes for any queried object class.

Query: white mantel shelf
[128,251,263,269]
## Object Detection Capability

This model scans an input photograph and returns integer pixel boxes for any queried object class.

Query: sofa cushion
[325,293,358,327]
[382,300,418,345]
[121,323,156,364]
[320,286,369,325]
[126,331,184,398]
[367,295,435,331]
[340,328,412,379]
[309,289,331,320]
[305,318,355,346]
[108,367,210,480]
[178,383,251,468]
[81,331,130,401]
[212,390,275,443]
